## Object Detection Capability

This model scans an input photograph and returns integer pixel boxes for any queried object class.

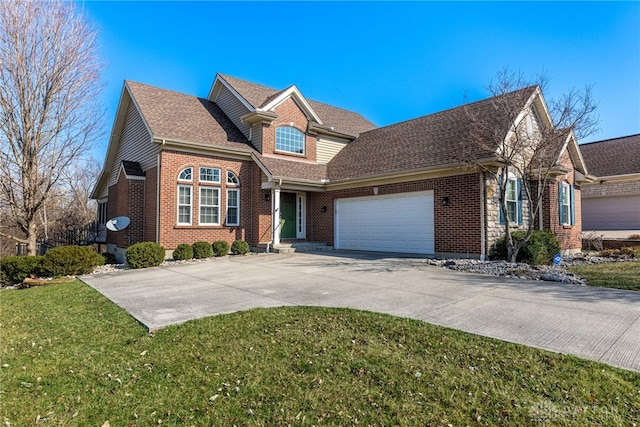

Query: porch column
[272,188,281,245]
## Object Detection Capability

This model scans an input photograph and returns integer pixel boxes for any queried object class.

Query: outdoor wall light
[441,197,450,206]
[264,191,271,202]
[321,205,327,213]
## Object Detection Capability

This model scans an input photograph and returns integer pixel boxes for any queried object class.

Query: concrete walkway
[81,252,640,372]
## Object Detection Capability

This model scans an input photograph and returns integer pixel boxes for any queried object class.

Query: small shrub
[173,244,194,261]
[126,242,165,269]
[0,256,44,285]
[212,240,229,257]
[102,252,117,265]
[494,230,561,265]
[582,231,603,252]
[41,246,104,276]
[192,241,213,259]
[231,239,250,255]
[628,234,640,240]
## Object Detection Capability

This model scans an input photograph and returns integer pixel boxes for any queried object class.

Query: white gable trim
[258,85,323,124]
[208,74,255,111]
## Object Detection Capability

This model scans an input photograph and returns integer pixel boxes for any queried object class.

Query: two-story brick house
[91,73,590,261]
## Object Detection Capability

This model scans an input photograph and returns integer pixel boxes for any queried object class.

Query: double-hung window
[200,187,220,225]
[500,175,522,225]
[559,182,575,226]
[226,189,239,226]
[505,177,518,223]
[177,167,193,225]
[226,171,240,226]
[177,185,192,225]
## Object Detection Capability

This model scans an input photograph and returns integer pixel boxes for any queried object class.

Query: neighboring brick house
[91,74,590,261]
[580,134,640,232]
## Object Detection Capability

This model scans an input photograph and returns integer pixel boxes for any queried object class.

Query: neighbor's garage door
[583,195,640,230]
[335,191,434,255]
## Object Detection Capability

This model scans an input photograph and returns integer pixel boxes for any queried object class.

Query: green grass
[570,262,640,291]
[1,281,638,426]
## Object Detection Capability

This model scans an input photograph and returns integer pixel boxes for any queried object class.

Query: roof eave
[308,124,357,139]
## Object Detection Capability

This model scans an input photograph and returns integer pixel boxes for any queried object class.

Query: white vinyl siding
[250,123,263,152]
[103,101,156,198]
[316,135,349,164]
[214,85,251,139]
[335,191,434,255]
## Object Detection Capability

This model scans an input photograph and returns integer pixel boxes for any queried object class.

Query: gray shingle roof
[328,86,538,181]
[218,74,377,137]
[580,134,640,177]
[126,81,252,151]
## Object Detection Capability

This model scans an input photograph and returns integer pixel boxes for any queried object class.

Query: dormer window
[276,126,305,155]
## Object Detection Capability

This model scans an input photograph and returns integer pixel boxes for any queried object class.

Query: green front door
[280,192,297,239]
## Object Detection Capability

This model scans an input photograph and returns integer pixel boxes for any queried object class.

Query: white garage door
[335,191,434,255]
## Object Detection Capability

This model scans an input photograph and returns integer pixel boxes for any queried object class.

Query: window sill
[274,150,306,158]
[562,225,573,229]
[174,225,222,229]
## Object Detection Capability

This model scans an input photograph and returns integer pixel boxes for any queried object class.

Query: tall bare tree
[0,0,104,255]
[465,69,599,262]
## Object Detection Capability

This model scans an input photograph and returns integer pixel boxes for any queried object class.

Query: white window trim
[178,167,193,182]
[200,167,221,183]
[226,188,240,226]
[275,126,305,155]
[227,170,239,186]
[177,184,192,225]
[199,187,220,226]
[505,176,518,224]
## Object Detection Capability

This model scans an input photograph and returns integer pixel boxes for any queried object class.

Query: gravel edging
[425,254,638,285]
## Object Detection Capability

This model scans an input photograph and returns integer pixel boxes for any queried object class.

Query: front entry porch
[272,190,306,244]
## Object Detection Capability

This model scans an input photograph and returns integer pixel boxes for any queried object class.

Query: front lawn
[1,281,638,425]
[569,262,640,291]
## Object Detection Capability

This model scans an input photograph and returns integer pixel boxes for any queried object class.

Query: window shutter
[558,182,563,225]
[517,179,523,225]
[498,175,504,224]
[570,184,576,226]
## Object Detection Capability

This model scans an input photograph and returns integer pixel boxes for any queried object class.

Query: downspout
[480,173,486,261]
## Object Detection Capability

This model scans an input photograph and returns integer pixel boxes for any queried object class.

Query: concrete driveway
[81,252,640,372]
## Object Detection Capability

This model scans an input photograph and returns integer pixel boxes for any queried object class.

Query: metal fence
[15,221,106,255]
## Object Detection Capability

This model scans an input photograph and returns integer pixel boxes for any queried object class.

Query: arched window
[227,171,239,185]
[178,167,192,181]
[276,126,305,154]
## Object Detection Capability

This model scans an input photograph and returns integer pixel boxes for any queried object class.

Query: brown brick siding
[252,163,273,244]
[157,150,257,250]
[261,98,317,162]
[540,151,582,251]
[309,173,483,255]
[106,168,145,248]
[144,166,157,242]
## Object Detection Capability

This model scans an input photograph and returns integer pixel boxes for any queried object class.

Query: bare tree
[465,69,598,262]
[0,0,104,255]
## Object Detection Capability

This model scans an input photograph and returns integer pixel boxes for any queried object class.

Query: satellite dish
[106,216,130,232]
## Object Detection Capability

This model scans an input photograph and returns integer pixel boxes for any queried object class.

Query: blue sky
[80,1,640,160]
